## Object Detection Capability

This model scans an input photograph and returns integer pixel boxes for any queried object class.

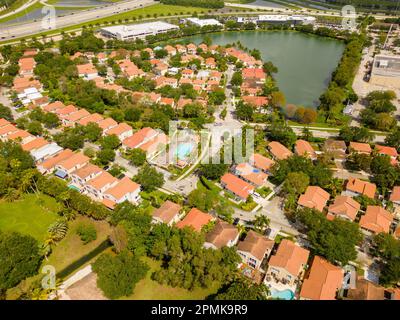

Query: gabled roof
[86,171,117,190]
[105,123,132,137]
[300,256,343,300]
[250,153,275,172]
[359,205,393,234]
[57,152,89,170]
[176,208,213,232]
[152,200,182,224]
[376,145,398,158]
[205,220,238,249]
[97,117,118,130]
[78,113,104,126]
[346,178,376,199]
[268,141,293,160]
[39,149,74,171]
[347,277,385,300]
[237,230,274,261]
[71,163,102,180]
[221,173,255,200]
[104,176,140,200]
[390,186,400,202]
[298,186,330,212]
[268,239,310,277]
[349,142,371,154]
[295,140,316,159]
[235,163,268,186]
[21,137,49,152]
[327,195,360,221]
[122,127,158,149]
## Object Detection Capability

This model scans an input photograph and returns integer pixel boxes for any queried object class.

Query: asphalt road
[0,0,155,40]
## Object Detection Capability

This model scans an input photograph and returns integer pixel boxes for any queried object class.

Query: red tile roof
[176,208,213,232]
[221,173,255,200]
[359,206,393,234]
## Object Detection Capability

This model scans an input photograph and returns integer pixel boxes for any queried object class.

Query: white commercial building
[185,18,223,27]
[100,21,179,41]
[258,15,316,25]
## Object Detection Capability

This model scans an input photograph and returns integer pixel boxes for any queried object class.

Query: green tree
[96,148,115,165]
[215,277,268,300]
[283,172,310,195]
[92,251,149,299]
[127,148,147,167]
[100,134,120,149]
[0,231,42,291]
[252,215,270,233]
[198,164,228,180]
[84,122,102,142]
[133,164,164,191]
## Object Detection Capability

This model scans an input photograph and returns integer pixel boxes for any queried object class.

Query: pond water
[185,31,345,107]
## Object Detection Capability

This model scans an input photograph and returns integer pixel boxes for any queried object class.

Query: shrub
[76,223,97,244]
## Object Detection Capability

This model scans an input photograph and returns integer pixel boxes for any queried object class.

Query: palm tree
[252,214,270,233]
[4,188,20,202]
[47,219,68,242]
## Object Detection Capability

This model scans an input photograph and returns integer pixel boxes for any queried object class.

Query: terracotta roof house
[266,239,310,286]
[18,57,36,75]
[97,118,118,132]
[151,200,182,226]
[250,153,275,174]
[237,230,274,270]
[298,186,330,212]
[85,171,118,200]
[0,118,10,128]
[345,277,385,300]
[21,137,49,152]
[103,177,141,208]
[55,153,90,175]
[176,208,214,232]
[242,96,269,109]
[345,178,376,199]
[43,101,65,113]
[327,195,360,221]
[348,142,372,155]
[242,68,266,82]
[78,113,104,126]
[104,123,133,141]
[154,76,178,88]
[359,205,393,234]
[62,109,90,127]
[37,149,74,174]
[376,145,398,165]
[220,173,255,201]
[164,45,177,56]
[54,105,78,118]
[300,256,343,300]
[76,63,98,80]
[234,163,268,187]
[70,163,103,189]
[204,220,239,250]
[122,127,159,150]
[323,139,347,160]
[268,141,293,161]
[7,129,34,144]
[390,186,400,206]
[0,124,18,140]
[295,140,317,160]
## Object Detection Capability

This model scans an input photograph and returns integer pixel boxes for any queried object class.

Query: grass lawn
[123,256,221,300]
[0,193,61,242]
[45,215,112,275]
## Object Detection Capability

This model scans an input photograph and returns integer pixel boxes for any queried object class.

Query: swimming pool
[270,289,295,300]
[176,143,194,160]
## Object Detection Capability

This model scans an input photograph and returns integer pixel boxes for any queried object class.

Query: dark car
[233,218,240,226]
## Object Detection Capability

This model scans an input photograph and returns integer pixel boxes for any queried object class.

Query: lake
[185,31,345,108]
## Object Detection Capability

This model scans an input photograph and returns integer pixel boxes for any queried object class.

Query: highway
[0,0,155,40]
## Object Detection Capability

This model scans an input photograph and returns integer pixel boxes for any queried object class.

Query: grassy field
[46,216,112,274]
[123,256,221,300]
[0,193,61,242]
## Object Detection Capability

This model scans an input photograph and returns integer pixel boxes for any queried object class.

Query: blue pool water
[270,289,295,300]
[176,143,194,160]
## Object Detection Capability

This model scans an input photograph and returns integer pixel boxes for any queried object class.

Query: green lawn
[46,216,112,275]
[123,256,221,300]
[0,193,61,242]
[0,2,44,24]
